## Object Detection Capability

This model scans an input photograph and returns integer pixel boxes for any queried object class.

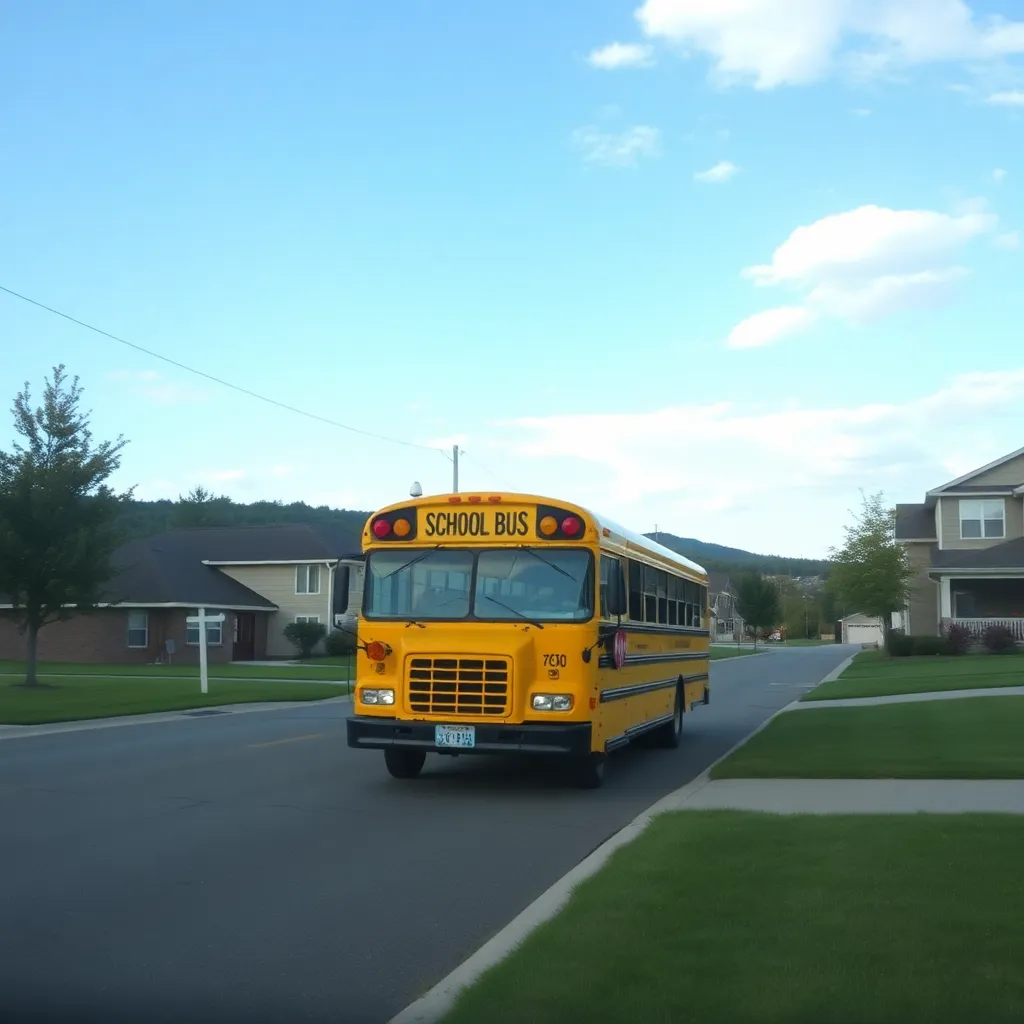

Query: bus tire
[574,753,606,790]
[653,686,684,750]
[384,748,426,779]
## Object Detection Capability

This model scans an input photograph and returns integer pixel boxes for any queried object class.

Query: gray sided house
[895,446,1024,642]
[0,523,364,664]
[708,571,745,642]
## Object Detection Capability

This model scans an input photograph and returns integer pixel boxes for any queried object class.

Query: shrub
[325,628,357,657]
[944,622,972,656]
[283,620,327,659]
[886,629,914,657]
[911,635,950,656]
[982,623,1018,654]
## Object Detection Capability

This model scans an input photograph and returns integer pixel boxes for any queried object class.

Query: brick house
[0,523,363,664]
[895,445,1024,640]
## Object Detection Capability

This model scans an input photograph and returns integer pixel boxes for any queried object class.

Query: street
[0,645,855,1024]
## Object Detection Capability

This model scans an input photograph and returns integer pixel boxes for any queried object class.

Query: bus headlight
[361,688,395,706]
[532,693,573,711]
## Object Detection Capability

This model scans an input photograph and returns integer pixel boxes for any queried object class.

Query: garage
[840,614,884,647]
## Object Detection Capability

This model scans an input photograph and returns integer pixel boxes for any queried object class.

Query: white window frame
[295,564,321,595]
[958,499,1005,540]
[127,610,149,649]
[185,610,223,646]
[295,615,321,625]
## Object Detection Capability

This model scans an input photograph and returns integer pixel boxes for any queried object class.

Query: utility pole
[452,444,460,493]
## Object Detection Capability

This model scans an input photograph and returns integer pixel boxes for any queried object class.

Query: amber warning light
[370,511,416,541]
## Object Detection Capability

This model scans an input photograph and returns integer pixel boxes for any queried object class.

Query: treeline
[649,532,831,578]
[115,494,827,579]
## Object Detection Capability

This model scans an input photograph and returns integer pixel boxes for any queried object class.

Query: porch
[940,576,1024,641]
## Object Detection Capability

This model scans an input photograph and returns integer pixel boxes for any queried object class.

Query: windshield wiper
[520,546,576,581]
[378,545,442,581]
[479,594,545,629]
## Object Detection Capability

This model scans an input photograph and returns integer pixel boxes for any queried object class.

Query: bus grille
[407,656,511,717]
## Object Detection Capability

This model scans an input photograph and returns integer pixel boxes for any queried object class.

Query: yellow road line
[248,732,327,749]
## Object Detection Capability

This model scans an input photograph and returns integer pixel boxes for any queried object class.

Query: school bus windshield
[364,547,594,622]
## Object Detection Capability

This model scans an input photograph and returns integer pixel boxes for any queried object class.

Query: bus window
[475,549,593,622]
[365,549,473,619]
[599,555,620,619]
[628,560,643,621]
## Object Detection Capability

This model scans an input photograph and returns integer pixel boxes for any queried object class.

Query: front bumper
[346,715,593,756]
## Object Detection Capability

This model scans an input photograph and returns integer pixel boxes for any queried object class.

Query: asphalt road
[0,644,855,1024]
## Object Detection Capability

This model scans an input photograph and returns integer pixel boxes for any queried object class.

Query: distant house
[838,613,884,647]
[0,524,364,664]
[708,571,745,642]
[895,446,1024,640]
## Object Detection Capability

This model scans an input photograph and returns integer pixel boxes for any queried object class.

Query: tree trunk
[24,622,40,687]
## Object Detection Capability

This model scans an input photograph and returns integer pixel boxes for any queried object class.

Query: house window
[959,500,1005,539]
[186,611,223,646]
[127,611,148,648]
[295,615,321,624]
[296,564,321,595]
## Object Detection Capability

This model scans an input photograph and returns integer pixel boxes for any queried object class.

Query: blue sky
[3,0,1023,558]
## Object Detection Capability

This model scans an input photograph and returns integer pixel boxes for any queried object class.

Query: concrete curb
[0,695,351,742]
[386,686,813,1024]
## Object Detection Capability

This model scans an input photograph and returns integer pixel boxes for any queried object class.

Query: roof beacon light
[372,518,391,539]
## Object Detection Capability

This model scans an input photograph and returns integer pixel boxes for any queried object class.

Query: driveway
[0,644,854,1023]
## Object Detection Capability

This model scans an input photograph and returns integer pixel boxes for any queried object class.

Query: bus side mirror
[606,567,628,617]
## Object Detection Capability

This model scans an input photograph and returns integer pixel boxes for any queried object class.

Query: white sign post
[186,608,226,695]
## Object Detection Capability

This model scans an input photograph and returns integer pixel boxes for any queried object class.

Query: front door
[233,613,256,661]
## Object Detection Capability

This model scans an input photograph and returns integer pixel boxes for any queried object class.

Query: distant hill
[115,500,828,576]
[647,532,830,578]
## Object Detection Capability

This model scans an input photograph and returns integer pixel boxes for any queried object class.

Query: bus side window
[628,560,643,621]
[599,555,616,619]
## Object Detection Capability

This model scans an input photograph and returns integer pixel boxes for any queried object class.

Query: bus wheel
[574,753,606,790]
[384,748,426,779]
[654,687,683,750]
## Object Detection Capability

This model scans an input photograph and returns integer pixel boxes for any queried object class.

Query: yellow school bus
[345,492,710,788]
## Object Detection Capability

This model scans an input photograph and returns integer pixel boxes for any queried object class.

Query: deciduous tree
[0,366,131,686]
[734,572,782,648]
[828,490,913,644]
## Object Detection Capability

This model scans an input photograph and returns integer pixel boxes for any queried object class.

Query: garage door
[846,623,882,646]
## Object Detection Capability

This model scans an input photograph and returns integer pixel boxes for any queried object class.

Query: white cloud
[487,368,1024,556]
[988,90,1024,106]
[627,0,1024,90]
[206,469,246,483]
[570,124,661,167]
[726,306,818,349]
[587,42,655,68]
[993,167,1008,181]
[728,202,997,341]
[995,230,1021,250]
[694,159,738,182]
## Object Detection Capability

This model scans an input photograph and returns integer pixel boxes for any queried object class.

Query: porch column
[939,576,952,619]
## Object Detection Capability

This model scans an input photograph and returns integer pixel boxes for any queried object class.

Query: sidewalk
[789,684,1024,709]
[668,776,1024,814]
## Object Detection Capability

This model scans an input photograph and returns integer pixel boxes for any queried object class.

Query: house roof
[182,523,363,563]
[894,503,936,540]
[931,538,1024,571]
[707,571,733,595]
[107,535,278,608]
[927,445,1024,496]
[0,523,362,610]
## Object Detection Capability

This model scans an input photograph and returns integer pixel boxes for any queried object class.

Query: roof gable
[928,446,1024,495]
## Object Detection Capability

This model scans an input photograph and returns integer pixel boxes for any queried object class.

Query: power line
[0,283,443,453]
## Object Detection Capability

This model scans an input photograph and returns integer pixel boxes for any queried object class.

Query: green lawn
[709,647,762,660]
[712,696,1024,779]
[440,811,1024,1024]
[0,657,354,683]
[805,649,1023,701]
[0,676,347,724]
[780,638,831,646]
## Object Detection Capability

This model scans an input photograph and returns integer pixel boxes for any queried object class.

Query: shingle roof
[173,523,363,562]
[931,538,1024,571]
[895,504,935,540]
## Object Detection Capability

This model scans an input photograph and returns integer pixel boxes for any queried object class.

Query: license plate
[435,724,476,749]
